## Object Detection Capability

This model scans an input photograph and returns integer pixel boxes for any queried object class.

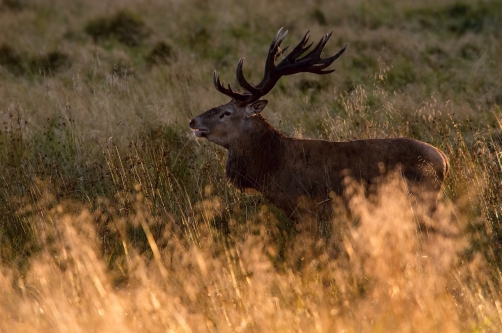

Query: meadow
[0,0,501,331]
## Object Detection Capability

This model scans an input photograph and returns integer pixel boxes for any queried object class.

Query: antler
[213,28,347,106]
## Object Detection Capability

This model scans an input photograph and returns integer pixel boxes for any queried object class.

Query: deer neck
[226,115,284,191]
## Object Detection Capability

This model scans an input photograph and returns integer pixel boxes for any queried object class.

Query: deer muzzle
[189,118,209,137]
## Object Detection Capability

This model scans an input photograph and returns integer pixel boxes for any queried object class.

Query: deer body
[189,29,449,219]
[191,100,448,219]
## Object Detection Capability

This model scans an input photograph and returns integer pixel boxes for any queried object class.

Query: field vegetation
[0,0,501,331]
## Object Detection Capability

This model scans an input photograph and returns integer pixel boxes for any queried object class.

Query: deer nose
[189,118,195,128]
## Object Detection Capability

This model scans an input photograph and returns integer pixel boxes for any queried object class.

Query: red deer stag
[189,28,449,221]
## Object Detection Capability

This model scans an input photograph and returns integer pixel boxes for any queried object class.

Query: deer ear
[245,100,268,117]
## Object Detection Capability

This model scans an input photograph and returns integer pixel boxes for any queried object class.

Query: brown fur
[190,100,449,220]
[226,114,284,190]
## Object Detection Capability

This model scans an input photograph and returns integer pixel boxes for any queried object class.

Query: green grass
[1,0,502,332]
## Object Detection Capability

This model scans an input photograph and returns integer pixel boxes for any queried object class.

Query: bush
[85,10,150,47]
[146,41,174,65]
[0,44,69,76]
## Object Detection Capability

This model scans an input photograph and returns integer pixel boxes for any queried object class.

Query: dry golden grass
[1,177,500,332]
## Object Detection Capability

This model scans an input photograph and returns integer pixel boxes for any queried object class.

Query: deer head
[189,99,268,149]
[189,28,347,149]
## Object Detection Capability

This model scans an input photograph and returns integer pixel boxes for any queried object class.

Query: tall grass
[1,0,501,331]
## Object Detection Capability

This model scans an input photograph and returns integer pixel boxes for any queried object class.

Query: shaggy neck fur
[226,114,285,191]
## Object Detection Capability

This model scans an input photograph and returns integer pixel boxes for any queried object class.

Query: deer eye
[220,111,231,118]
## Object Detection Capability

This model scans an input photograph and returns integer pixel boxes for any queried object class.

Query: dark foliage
[0,44,69,76]
[146,41,174,65]
[85,10,150,47]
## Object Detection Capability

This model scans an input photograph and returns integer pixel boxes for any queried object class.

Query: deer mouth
[192,128,208,137]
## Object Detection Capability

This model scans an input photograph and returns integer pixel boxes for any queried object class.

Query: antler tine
[236,28,288,97]
[270,27,284,46]
[212,71,223,91]
[281,30,313,63]
[213,70,251,102]
[324,43,348,64]
[213,71,230,95]
[304,43,348,74]
[269,28,288,53]
[236,58,258,94]
[301,32,332,60]
[266,28,288,71]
